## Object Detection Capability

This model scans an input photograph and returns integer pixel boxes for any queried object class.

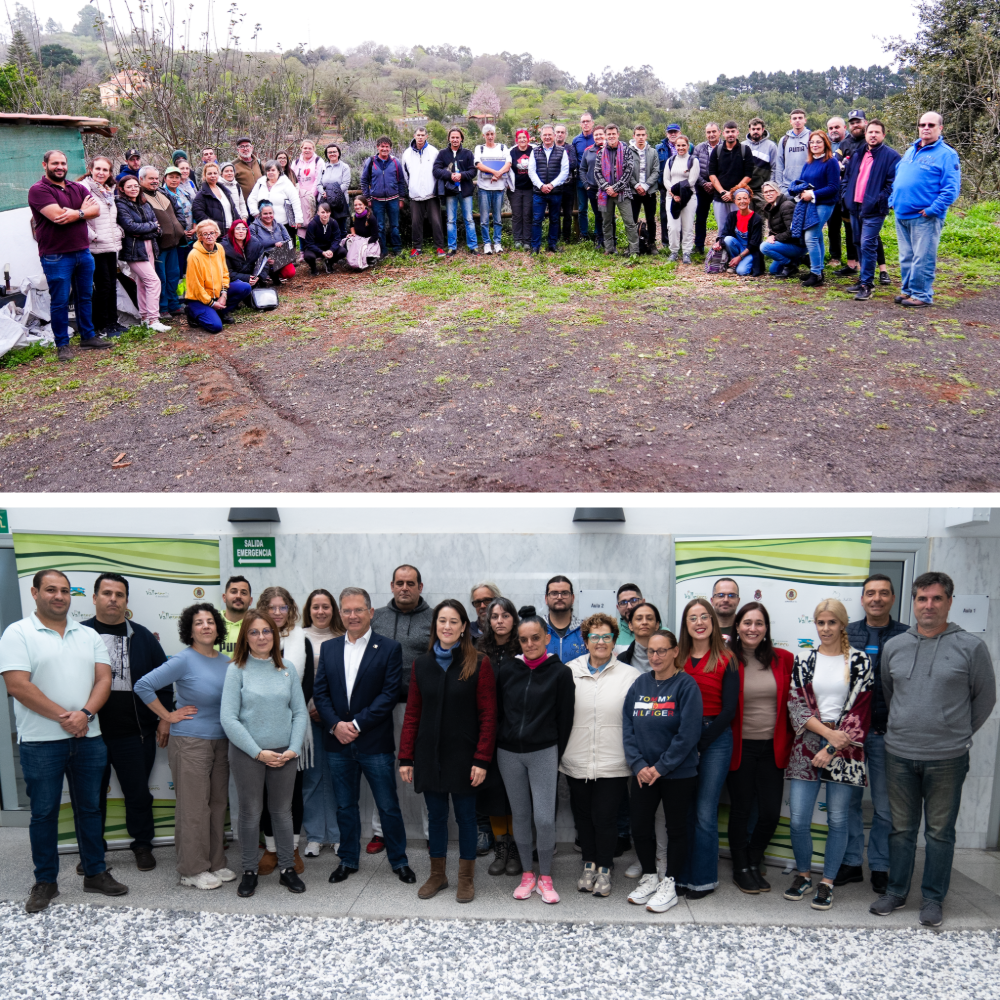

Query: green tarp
[0,125,87,212]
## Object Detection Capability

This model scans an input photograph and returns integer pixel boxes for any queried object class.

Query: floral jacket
[786,648,873,787]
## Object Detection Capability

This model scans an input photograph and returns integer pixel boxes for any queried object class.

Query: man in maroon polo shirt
[27,150,114,361]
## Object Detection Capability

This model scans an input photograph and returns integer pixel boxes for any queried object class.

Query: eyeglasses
[588,634,614,644]
[918,122,939,128]
[269,605,289,614]
[687,613,713,624]
[547,590,572,599]
[472,598,493,607]
[248,628,273,638]
[713,593,738,600]
[648,648,675,657]
[617,597,642,608]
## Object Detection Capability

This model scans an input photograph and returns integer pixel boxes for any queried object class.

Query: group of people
[2,562,992,926]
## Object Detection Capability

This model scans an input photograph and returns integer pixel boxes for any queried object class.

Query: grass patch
[0,342,49,369]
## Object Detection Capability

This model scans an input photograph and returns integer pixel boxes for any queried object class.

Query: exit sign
[0,509,7,533]
[233,536,276,567]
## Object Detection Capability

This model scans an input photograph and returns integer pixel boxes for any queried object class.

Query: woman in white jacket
[82,156,123,336]
[561,613,640,898]
[248,162,303,230]
[663,135,701,263]
[219,162,249,221]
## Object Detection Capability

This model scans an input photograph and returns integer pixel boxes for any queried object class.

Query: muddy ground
[1,246,998,493]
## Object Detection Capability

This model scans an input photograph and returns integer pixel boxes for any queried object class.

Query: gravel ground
[2,901,997,1000]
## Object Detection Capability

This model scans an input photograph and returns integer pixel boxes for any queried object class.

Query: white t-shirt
[474,143,512,190]
[812,652,849,722]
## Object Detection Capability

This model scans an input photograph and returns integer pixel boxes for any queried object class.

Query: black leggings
[261,766,303,837]
[726,738,785,862]
[566,776,628,869]
[630,774,698,877]
[632,192,657,240]
[91,252,119,332]
[304,247,346,271]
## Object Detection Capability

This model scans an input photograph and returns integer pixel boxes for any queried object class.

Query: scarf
[598,143,626,208]
[433,640,453,672]
[521,653,548,669]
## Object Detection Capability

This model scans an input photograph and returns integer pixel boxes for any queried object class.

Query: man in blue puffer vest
[361,137,408,256]
[889,112,961,308]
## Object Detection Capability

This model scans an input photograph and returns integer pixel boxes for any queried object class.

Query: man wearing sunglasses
[710,578,741,639]
[469,582,502,641]
[889,112,961,308]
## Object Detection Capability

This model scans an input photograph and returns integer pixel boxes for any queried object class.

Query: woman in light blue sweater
[135,603,233,891]
[220,609,308,898]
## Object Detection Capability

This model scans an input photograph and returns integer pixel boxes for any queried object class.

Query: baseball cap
[236,136,253,145]
[666,123,681,132]
[125,148,141,159]
[163,166,181,176]
[847,109,867,122]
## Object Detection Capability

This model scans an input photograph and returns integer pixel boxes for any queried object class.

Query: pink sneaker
[534,875,560,904]
[513,873,537,900]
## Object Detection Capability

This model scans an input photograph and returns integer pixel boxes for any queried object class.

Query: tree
[44,18,63,34]
[6,29,38,73]
[467,82,500,119]
[72,4,101,38]
[40,44,81,69]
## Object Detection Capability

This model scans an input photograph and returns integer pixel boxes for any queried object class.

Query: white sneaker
[211,868,237,882]
[628,872,661,905]
[494,242,503,254]
[304,842,322,857]
[625,860,643,878]
[646,876,679,913]
[145,320,172,333]
[180,871,222,890]
[483,243,492,255]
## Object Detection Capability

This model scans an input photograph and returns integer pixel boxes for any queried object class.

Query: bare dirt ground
[2,245,999,493]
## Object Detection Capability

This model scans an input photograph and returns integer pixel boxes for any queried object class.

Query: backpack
[705,245,728,274]
[636,219,654,255]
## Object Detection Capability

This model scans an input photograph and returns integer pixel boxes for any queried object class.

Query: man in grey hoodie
[775,109,811,193]
[745,118,777,210]
[871,571,996,927]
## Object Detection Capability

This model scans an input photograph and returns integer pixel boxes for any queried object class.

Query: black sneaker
[686,887,715,901]
[82,869,128,896]
[279,867,306,893]
[733,867,760,894]
[26,882,59,913]
[832,863,863,886]
[834,264,858,277]
[78,335,114,350]
[56,344,73,362]
[783,874,812,900]
[845,283,865,293]
[133,846,156,871]
[879,271,891,286]
[811,882,834,910]
[854,284,873,300]
[238,871,258,897]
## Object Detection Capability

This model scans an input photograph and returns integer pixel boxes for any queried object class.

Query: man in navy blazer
[313,586,415,884]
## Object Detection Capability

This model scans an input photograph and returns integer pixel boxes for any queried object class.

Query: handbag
[249,255,279,309]
[283,197,297,228]
[705,245,728,274]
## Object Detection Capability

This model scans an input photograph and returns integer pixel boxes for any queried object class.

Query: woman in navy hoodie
[621,629,702,914]
[795,131,841,286]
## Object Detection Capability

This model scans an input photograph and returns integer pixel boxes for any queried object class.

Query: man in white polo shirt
[0,569,129,912]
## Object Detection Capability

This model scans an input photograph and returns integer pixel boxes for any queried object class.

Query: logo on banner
[125,609,133,620]
[754,589,762,600]
[785,589,798,601]
[145,588,170,598]
[193,587,206,599]
[70,587,85,597]
[797,637,815,648]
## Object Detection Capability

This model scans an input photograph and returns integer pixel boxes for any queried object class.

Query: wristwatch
[81,708,95,723]
[78,209,85,220]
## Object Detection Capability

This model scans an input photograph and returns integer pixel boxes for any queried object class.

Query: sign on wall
[12,532,222,849]
[233,536,276,567]
[953,595,989,633]
[0,509,8,533]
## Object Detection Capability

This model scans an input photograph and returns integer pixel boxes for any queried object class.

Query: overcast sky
[41,0,920,90]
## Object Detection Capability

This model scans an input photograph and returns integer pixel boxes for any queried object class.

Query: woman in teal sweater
[220,609,308,898]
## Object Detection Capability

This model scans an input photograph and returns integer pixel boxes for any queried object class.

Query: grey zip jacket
[371,597,433,702]
[881,621,996,760]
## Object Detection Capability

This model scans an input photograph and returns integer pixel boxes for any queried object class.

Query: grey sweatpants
[497,745,559,876]
[602,196,639,255]
[229,744,298,873]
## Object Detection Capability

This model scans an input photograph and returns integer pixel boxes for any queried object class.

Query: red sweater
[684,651,744,770]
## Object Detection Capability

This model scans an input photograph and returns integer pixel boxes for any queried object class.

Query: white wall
[0,207,44,287]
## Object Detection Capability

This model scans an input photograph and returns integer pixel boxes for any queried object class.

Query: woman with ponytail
[398,600,497,903]
[676,598,743,900]
[783,598,873,911]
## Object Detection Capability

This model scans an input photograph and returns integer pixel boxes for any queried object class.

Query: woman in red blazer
[726,601,795,894]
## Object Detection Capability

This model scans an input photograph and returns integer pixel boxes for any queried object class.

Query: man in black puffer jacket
[839,573,909,894]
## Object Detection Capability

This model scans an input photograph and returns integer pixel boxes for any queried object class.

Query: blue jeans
[39,249,95,346]
[155,245,181,313]
[20,736,108,883]
[327,746,409,870]
[478,189,504,245]
[679,722,732,890]
[184,280,252,333]
[301,721,340,844]
[851,210,887,286]
[803,202,835,274]
[844,731,891,871]
[895,213,944,303]
[445,195,477,250]
[577,185,594,238]
[425,790,478,860]
[788,777,855,879]
[531,191,561,252]
[721,235,754,276]
[371,199,401,255]
[761,240,805,273]
[886,751,968,903]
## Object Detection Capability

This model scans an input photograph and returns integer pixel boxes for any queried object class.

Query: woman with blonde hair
[291,139,325,245]
[183,218,252,332]
[676,597,743,900]
[783,598,873,910]
[561,613,639,897]
[220,609,308,898]
[82,156,124,337]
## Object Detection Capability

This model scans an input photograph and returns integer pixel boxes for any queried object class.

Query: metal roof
[0,113,117,136]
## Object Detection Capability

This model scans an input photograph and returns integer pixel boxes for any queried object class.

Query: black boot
[731,849,760,894]
[747,849,770,891]
[505,838,523,877]
[237,871,258,897]
[488,834,510,876]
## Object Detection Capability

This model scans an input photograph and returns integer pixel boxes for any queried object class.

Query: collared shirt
[0,613,110,742]
[527,145,569,189]
[854,149,875,204]
[344,627,372,704]
[27,176,92,256]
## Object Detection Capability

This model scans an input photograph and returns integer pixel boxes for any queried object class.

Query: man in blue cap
[656,124,681,250]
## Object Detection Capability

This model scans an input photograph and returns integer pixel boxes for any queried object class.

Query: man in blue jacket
[313,586,415,885]
[572,113,597,241]
[360,137,408,257]
[889,112,961,308]
[544,575,587,661]
[843,119,901,301]
[840,574,909,894]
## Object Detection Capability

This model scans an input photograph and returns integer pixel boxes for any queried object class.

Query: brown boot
[258,850,278,875]
[456,858,475,903]
[418,856,449,899]
[293,849,305,874]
